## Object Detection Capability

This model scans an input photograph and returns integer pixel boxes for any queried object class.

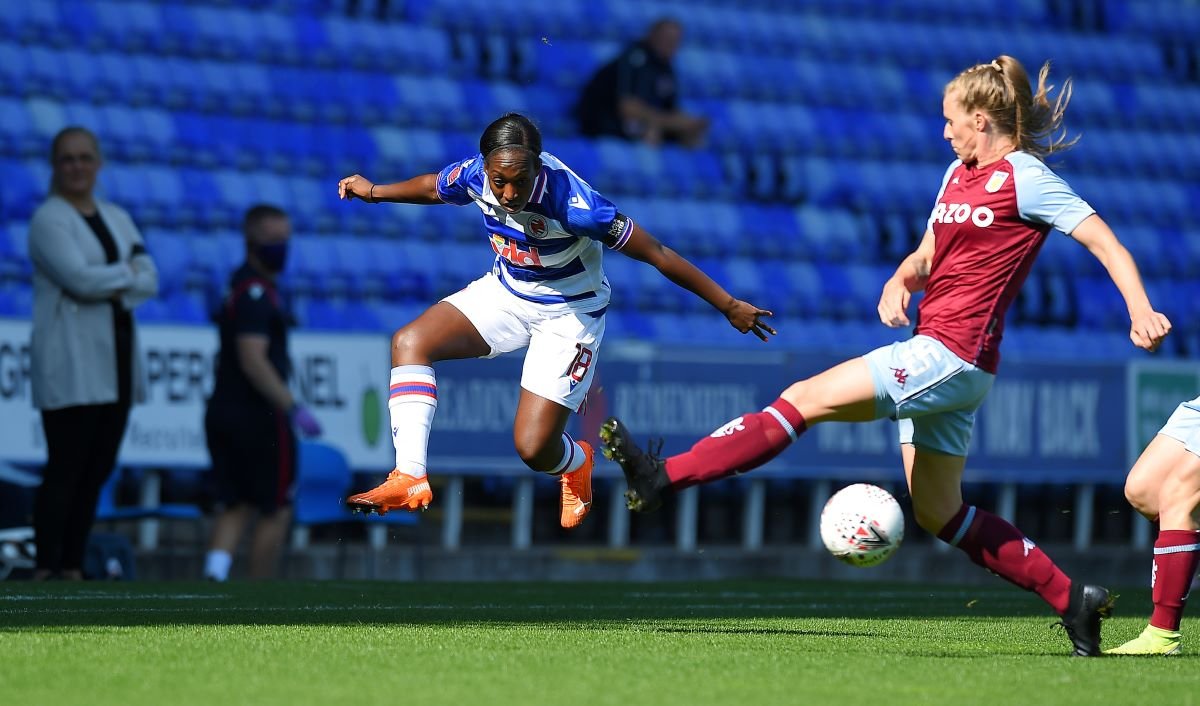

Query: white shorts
[863,335,995,457]
[442,273,605,412]
[1159,396,1200,457]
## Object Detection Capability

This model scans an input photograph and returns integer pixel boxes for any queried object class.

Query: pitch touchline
[0,601,1030,615]
[0,593,230,601]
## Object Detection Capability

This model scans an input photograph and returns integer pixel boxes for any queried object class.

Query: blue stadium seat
[793,206,873,263]
[781,317,841,353]
[398,24,455,75]
[371,127,447,175]
[735,204,801,259]
[23,45,69,101]
[211,169,258,218]
[602,251,640,294]
[133,164,186,227]
[57,50,113,103]
[0,162,36,220]
[367,300,428,332]
[393,76,471,131]
[1086,330,1139,360]
[1117,226,1166,277]
[1036,230,1092,277]
[164,290,210,324]
[527,39,612,91]
[296,439,422,542]
[1074,276,1126,329]
[815,263,857,319]
[176,168,223,227]
[777,261,825,318]
[144,232,192,295]
[6,1,71,46]
[0,280,31,317]
[0,42,31,95]
[285,177,330,233]
[91,1,164,53]
[321,16,386,68]
[293,441,357,533]
[1042,273,1074,326]
[290,236,342,295]
[840,264,893,320]
[313,296,381,331]
[0,218,32,285]
[1015,270,1046,324]
[724,257,765,305]
[1069,80,1120,128]
[1,220,28,259]
[133,297,171,323]
[186,231,243,292]
[828,319,896,352]
[0,98,38,157]
[138,106,176,155]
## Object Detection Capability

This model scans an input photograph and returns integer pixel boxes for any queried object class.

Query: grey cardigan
[28,195,159,411]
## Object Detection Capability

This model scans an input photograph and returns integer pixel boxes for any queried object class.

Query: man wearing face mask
[202,204,321,582]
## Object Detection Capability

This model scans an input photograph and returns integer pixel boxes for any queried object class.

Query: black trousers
[34,402,131,573]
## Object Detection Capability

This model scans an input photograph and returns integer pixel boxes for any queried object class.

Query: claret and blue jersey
[435,152,633,313]
[917,151,1096,372]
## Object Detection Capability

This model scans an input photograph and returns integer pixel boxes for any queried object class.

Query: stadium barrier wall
[1,318,1195,551]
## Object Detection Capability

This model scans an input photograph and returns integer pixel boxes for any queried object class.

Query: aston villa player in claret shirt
[600,55,1171,656]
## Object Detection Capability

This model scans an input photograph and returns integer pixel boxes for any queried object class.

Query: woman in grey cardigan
[28,127,158,580]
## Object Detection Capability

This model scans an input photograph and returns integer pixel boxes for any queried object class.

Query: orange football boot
[346,470,432,515]
[559,441,594,529]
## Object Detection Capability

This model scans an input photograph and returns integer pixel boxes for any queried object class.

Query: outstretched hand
[724,300,776,342]
[1130,309,1172,352]
[338,174,375,201]
[877,276,912,328]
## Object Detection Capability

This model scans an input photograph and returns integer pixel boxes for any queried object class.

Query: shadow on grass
[0,580,1153,631]
[648,625,879,638]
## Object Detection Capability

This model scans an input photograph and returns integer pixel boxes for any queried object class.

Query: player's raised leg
[1108,431,1200,656]
[513,390,594,529]
[347,302,490,515]
[601,357,877,512]
[903,440,1111,656]
[515,310,604,528]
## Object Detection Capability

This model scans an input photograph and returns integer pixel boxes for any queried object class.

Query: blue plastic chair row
[294,440,417,537]
[591,3,1164,80]
[1066,173,1194,229]
[0,256,1175,358]
[8,41,1198,145]
[0,0,1186,89]
[1,1,454,73]
[6,149,1191,281]
[1109,0,1200,41]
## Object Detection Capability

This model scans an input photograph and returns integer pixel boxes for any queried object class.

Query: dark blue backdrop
[426,346,1126,484]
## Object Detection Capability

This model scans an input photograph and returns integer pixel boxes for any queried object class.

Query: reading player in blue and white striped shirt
[337,113,774,529]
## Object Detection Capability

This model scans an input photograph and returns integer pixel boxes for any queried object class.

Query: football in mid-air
[819,483,905,567]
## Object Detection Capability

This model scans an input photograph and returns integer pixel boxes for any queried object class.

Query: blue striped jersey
[435,151,633,312]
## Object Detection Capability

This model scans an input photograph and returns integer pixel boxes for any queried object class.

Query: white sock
[204,550,232,582]
[550,432,588,475]
[389,365,437,479]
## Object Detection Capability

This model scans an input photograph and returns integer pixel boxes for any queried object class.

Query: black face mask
[255,242,288,272]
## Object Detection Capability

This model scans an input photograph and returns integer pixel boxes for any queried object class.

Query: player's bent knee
[391,326,426,361]
[915,510,949,536]
[512,433,558,472]
[911,503,957,536]
[780,378,817,413]
[1123,477,1157,517]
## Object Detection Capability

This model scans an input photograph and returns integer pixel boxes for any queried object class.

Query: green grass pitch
[1,580,1193,706]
